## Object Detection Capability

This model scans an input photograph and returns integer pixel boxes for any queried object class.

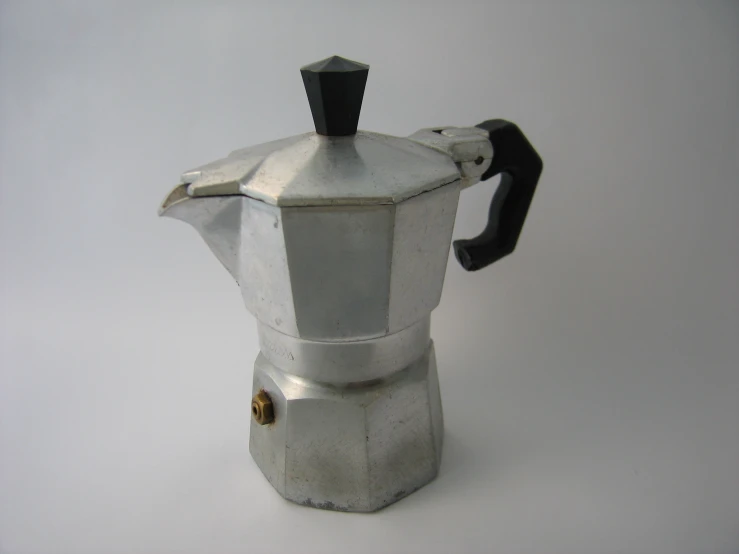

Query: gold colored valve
[251,390,274,425]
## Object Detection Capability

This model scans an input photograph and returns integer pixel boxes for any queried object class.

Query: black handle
[453,119,543,271]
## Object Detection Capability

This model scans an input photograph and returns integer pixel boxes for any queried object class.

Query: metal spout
[159,185,242,281]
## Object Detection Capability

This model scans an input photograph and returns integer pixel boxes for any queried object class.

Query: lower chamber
[249,317,444,512]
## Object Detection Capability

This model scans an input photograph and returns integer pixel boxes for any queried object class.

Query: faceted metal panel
[282,205,394,341]
[249,342,443,512]
[285,398,370,511]
[426,347,444,468]
[387,183,461,333]
[238,198,298,336]
[365,363,437,509]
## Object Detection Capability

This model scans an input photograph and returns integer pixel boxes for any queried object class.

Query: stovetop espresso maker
[160,56,542,512]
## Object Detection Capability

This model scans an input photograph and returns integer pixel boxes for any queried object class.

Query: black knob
[300,55,369,137]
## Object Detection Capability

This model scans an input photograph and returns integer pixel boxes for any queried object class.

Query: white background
[1,2,738,553]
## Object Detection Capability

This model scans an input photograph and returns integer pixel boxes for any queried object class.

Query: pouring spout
[158,183,191,217]
[159,184,242,281]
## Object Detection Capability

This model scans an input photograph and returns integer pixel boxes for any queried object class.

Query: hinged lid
[178,56,460,207]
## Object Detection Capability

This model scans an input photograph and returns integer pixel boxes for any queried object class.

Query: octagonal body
[249,341,443,512]
[238,184,461,341]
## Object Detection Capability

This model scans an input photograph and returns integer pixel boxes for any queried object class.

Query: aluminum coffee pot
[159,56,543,512]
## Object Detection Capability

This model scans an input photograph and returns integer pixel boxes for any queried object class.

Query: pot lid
[178,56,460,207]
